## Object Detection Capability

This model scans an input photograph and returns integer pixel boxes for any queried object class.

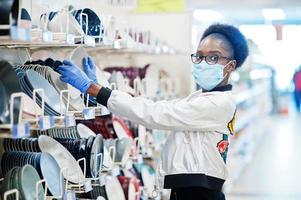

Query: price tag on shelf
[12,122,30,138]
[112,165,120,176]
[43,31,53,42]
[84,180,93,192]
[84,35,95,47]
[66,34,75,44]
[38,116,55,130]
[64,114,76,127]
[17,28,31,41]
[99,175,106,186]
[83,107,95,120]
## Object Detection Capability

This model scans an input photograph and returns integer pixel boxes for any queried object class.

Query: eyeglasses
[191,53,232,65]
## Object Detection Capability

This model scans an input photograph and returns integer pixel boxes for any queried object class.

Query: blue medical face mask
[193,61,228,91]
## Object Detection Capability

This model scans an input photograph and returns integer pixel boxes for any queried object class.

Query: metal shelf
[0,38,182,55]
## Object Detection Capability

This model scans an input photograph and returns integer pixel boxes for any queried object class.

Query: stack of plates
[77,124,114,171]
[37,126,80,139]
[53,134,104,178]
[1,152,41,175]
[0,152,64,197]
[19,69,66,116]
[17,64,84,111]
[38,135,85,184]
[3,138,40,152]
[0,165,45,200]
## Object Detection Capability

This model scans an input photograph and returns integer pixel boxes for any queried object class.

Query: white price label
[17,28,31,41]
[112,165,120,176]
[84,35,95,47]
[12,122,30,138]
[38,116,55,130]
[43,31,53,42]
[99,175,106,186]
[83,108,95,120]
[66,34,75,44]
[65,115,76,127]
[84,180,93,192]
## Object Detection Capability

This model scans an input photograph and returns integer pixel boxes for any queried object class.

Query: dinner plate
[26,70,66,115]
[77,123,96,139]
[115,138,132,165]
[70,46,110,88]
[112,117,133,139]
[0,80,8,123]
[102,145,114,171]
[85,136,95,177]
[0,61,22,124]
[19,165,45,200]
[39,152,64,196]
[141,164,156,197]
[90,134,104,177]
[105,176,126,200]
[38,135,85,184]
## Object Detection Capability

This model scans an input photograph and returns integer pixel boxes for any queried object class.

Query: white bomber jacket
[96,84,237,191]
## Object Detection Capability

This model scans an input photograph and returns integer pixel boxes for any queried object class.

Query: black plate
[85,136,95,177]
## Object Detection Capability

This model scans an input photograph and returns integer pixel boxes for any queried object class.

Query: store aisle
[227,115,301,200]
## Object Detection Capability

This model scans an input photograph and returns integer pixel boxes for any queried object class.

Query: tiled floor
[226,115,301,200]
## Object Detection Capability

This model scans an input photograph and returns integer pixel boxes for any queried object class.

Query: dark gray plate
[25,70,66,115]
[0,61,22,124]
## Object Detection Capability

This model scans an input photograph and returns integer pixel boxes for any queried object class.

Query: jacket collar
[208,84,233,92]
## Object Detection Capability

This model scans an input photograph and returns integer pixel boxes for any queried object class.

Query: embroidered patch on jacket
[227,109,237,135]
[217,134,229,163]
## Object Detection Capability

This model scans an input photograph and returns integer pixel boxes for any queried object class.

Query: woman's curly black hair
[201,23,249,69]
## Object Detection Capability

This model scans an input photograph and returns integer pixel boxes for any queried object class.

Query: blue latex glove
[58,60,93,93]
[83,57,98,83]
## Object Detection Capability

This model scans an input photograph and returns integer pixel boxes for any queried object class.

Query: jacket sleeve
[106,90,234,132]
